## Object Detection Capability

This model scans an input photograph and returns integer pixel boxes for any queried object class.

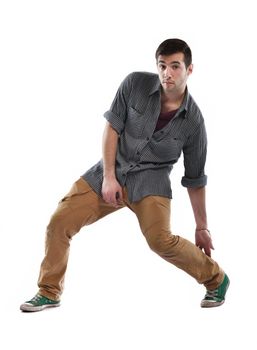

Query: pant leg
[38,178,123,300]
[127,194,224,290]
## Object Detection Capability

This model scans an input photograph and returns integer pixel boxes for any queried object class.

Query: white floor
[1,0,256,349]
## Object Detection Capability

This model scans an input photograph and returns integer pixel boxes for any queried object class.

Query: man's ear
[187,63,193,75]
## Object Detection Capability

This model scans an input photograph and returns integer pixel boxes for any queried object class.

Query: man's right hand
[101,177,123,208]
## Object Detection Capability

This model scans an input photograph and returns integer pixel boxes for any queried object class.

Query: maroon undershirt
[154,109,178,132]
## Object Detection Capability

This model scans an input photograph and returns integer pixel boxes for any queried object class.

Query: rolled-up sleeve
[104,73,134,135]
[181,121,208,188]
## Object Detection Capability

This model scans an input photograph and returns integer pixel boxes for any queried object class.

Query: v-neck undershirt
[154,109,178,132]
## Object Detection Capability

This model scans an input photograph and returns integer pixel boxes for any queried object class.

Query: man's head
[155,38,192,68]
[156,39,193,95]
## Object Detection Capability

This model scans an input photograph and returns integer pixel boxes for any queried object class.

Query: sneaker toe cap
[201,299,224,308]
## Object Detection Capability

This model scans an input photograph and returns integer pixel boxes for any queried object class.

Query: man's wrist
[195,222,208,231]
[195,228,210,233]
[103,172,116,180]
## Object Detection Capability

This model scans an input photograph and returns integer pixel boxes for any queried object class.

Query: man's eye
[172,65,179,70]
[159,65,166,70]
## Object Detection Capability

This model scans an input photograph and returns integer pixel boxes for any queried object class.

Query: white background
[0,0,256,349]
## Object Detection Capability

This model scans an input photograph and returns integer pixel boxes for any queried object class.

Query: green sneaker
[201,274,230,308]
[20,294,60,312]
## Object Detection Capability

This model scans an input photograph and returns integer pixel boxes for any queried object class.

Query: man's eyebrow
[158,60,181,65]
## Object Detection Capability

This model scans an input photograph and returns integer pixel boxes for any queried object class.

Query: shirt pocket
[150,134,184,162]
[125,106,144,137]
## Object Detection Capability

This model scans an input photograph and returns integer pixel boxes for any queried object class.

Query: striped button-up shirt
[83,71,207,203]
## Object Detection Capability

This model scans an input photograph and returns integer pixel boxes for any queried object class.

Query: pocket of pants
[59,178,93,203]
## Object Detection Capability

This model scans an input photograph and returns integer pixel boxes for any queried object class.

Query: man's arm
[187,186,214,257]
[101,121,123,208]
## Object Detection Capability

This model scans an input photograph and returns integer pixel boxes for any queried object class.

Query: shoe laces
[31,294,42,302]
[205,289,218,298]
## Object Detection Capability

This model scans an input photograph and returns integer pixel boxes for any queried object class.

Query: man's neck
[161,89,186,112]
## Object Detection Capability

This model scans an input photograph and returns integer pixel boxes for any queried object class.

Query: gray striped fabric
[83,72,207,203]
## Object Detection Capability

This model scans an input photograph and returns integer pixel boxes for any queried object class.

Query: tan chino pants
[38,177,224,301]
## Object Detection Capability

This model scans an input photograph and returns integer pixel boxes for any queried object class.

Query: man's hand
[101,177,123,208]
[195,229,214,257]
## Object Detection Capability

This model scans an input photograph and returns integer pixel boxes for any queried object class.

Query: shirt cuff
[104,110,124,135]
[181,175,207,188]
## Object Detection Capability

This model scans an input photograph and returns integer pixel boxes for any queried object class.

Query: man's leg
[37,177,123,301]
[128,194,224,290]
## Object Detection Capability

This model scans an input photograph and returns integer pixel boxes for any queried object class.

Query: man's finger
[118,189,123,202]
[204,247,211,257]
[115,190,123,204]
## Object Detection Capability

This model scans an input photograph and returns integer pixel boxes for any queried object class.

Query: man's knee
[46,208,77,241]
[144,228,178,254]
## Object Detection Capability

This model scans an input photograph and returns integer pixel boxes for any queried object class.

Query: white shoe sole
[20,302,60,312]
[200,300,225,308]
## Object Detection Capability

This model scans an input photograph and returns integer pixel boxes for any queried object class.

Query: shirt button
[129,164,133,168]
[122,173,126,177]
[146,137,150,141]
[136,151,140,155]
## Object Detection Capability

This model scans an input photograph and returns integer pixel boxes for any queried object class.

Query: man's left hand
[195,229,214,257]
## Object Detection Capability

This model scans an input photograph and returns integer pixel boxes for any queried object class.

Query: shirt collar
[148,76,161,96]
[178,87,189,115]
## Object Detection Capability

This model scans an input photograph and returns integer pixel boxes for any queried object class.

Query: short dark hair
[155,38,192,68]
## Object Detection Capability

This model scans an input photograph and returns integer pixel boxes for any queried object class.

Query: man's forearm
[102,122,119,179]
[187,186,208,229]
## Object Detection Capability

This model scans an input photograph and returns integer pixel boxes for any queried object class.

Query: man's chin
[162,84,175,92]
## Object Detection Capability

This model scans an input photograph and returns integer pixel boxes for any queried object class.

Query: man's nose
[164,67,172,78]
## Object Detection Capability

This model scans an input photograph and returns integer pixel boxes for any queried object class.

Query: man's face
[157,53,193,94]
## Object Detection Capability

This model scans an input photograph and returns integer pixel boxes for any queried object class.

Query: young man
[20,38,229,312]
